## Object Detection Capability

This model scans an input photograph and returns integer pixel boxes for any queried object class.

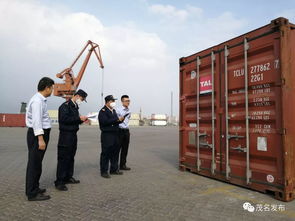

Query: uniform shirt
[26,92,51,136]
[116,105,131,129]
[58,99,83,132]
[98,106,120,132]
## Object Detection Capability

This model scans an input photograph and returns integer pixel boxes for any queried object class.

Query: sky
[0,0,294,117]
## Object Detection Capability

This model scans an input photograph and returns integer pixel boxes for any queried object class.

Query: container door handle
[244,38,252,184]
[196,56,201,171]
[228,134,245,140]
[230,145,247,152]
[225,45,231,180]
[200,142,213,149]
[210,51,216,175]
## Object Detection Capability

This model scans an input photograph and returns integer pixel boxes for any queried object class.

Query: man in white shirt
[25,77,54,201]
[116,95,131,170]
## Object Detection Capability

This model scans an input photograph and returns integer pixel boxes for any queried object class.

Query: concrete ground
[0,126,294,221]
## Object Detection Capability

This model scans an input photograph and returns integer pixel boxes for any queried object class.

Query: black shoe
[101,173,111,178]
[65,177,80,184]
[28,193,50,201]
[110,171,123,175]
[120,165,131,170]
[38,188,46,194]
[55,184,68,191]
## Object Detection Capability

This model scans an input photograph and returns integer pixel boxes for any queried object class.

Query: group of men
[25,77,131,201]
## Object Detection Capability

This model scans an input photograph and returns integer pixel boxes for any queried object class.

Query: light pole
[101,68,104,107]
[170,91,173,124]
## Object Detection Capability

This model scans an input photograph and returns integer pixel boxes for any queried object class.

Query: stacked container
[0,114,26,127]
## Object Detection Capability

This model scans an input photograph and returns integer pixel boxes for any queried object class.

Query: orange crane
[53,40,104,99]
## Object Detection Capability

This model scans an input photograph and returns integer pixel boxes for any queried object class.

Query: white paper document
[87,113,98,121]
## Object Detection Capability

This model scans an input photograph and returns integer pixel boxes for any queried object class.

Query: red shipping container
[0,114,26,127]
[179,17,295,202]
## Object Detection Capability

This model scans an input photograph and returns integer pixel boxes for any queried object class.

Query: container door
[179,50,222,176]
[220,32,284,188]
[195,52,223,175]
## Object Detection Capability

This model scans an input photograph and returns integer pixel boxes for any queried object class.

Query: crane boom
[53,40,104,99]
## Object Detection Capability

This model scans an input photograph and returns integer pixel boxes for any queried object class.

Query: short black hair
[121,95,129,101]
[38,77,55,91]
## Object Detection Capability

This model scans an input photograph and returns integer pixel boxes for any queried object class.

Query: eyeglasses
[123,100,130,102]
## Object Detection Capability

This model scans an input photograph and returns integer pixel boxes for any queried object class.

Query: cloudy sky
[0,0,294,117]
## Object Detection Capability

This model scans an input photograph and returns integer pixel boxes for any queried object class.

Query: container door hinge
[180,96,186,102]
[279,128,287,135]
[285,179,293,186]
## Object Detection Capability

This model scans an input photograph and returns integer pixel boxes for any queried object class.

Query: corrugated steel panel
[179,17,295,202]
[0,114,26,127]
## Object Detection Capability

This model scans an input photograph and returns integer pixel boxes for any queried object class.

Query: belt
[119,128,129,131]
[28,127,51,131]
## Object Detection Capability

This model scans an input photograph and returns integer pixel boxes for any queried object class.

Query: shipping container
[179,17,295,202]
[0,114,26,127]
[151,114,168,120]
[151,120,167,126]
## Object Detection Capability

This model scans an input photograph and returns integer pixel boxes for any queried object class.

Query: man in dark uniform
[98,95,125,178]
[55,89,88,191]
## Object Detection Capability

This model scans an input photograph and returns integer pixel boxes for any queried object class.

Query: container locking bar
[196,56,201,172]
[244,38,252,184]
[199,132,207,137]
[224,45,231,180]
[200,142,213,149]
[211,51,216,175]
[228,134,245,140]
[230,145,247,152]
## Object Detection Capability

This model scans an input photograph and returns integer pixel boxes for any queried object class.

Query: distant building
[168,116,178,126]
[140,117,150,126]
[151,114,168,126]
[129,113,140,126]
[48,110,58,125]
[20,102,27,114]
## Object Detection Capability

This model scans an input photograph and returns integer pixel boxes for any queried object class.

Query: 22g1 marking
[251,73,264,83]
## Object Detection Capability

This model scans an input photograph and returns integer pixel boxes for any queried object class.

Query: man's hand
[38,136,46,150]
[80,116,88,122]
[118,116,124,122]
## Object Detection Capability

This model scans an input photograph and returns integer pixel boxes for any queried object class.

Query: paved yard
[0,126,294,221]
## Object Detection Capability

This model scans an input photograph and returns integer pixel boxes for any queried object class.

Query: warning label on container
[266,174,274,183]
[189,123,197,128]
[199,75,212,94]
[257,137,267,151]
